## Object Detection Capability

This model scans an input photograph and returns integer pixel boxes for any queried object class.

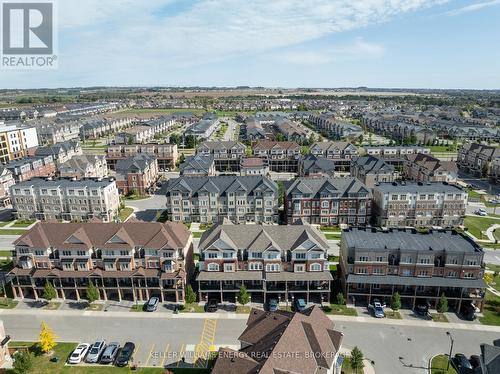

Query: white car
[475,209,488,216]
[68,343,90,364]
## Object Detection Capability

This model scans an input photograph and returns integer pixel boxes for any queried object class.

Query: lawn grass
[11,219,36,227]
[118,207,134,222]
[385,310,402,319]
[179,303,205,313]
[121,108,207,115]
[0,298,18,309]
[322,304,358,316]
[122,194,150,201]
[464,216,500,239]
[156,210,168,223]
[279,305,293,312]
[485,264,500,292]
[430,145,457,153]
[130,303,146,312]
[235,305,252,314]
[0,259,13,271]
[0,228,28,235]
[430,354,457,374]
[319,225,341,232]
[479,291,500,326]
[324,233,342,240]
[7,341,210,374]
[465,188,482,199]
[0,221,12,227]
[329,264,337,271]
[192,231,203,238]
[0,250,13,257]
[431,313,449,323]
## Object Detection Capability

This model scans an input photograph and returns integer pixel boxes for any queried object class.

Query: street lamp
[446,331,454,371]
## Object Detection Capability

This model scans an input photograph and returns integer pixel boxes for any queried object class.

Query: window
[62,250,71,256]
[310,253,322,260]
[375,256,384,262]
[207,252,218,259]
[265,264,280,272]
[120,250,128,256]
[358,256,369,262]
[466,259,477,266]
[356,268,367,274]
[224,263,234,272]
[250,252,262,259]
[76,251,86,256]
[295,253,306,260]
[223,252,233,259]
[34,250,44,256]
[419,258,430,264]
[417,270,428,277]
[207,263,219,271]
[463,272,475,279]
[373,268,384,275]
[447,271,458,278]
[249,262,262,271]
[402,269,412,276]
[310,263,321,271]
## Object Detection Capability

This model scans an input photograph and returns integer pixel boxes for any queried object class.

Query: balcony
[199,281,221,291]
[266,282,286,291]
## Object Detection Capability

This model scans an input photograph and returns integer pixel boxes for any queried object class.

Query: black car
[205,299,218,313]
[415,301,430,316]
[469,355,481,369]
[454,353,473,371]
[115,342,135,367]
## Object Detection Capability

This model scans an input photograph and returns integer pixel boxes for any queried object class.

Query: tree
[350,346,365,374]
[86,280,100,304]
[237,285,250,305]
[484,272,494,285]
[42,281,57,301]
[391,292,401,311]
[357,134,364,145]
[336,292,345,305]
[13,351,34,374]
[185,284,196,304]
[39,321,57,354]
[277,181,285,207]
[437,293,448,314]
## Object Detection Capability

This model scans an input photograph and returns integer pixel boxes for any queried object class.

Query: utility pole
[446,331,454,371]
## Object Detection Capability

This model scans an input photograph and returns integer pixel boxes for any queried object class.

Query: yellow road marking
[144,343,155,367]
[160,344,170,367]
[176,344,186,367]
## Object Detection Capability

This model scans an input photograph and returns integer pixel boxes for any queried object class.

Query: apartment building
[253,140,301,172]
[309,141,358,172]
[185,114,220,140]
[340,228,485,311]
[10,178,120,222]
[113,116,174,144]
[212,306,344,374]
[165,176,279,224]
[350,155,399,189]
[58,155,108,180]
[179,154,216,176]
[9,221,194,303]
[197,223,332,304]
[458,143,500,177]
[80,118,133,139]
[0,167,15,206]
[308,114,363,139]
[34,140,82,165]
[240,157,269,176]
[196,141,246,172]
[285,177,372,226]
[5,155,56,183]
[300,155,337,177]
[363,145,431,171]
[373,181,467,228]
[404,153,458,183]
[113,155,158,195]
[0,124,39,162]
[36,121,81,145]
[106,143,178,171]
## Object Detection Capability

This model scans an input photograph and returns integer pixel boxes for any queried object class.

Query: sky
[1,0,500,89]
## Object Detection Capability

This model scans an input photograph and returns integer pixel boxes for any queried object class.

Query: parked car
[475,209,487,216]
[415,301,430,317]
[368,299,385,318]
[267,298,278,312]
[100,342,120,364]
[145,296,159,312]
[469,355,481,369]
[85,340,106,363]
[68,343,90,364]
[115,342,135,367]
[294,298,307,312]
[205,299,218,313]
[460,302,477,321]
[454,353,473,371]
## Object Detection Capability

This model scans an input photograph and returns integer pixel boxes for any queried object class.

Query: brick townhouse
[5,155,56,182]
[309,141,358,172]
[113,154,159,196]
[106,143,178,172]
[404,153,457,183]
[458,142,500,177]
[197,223,332,305]
[9,221,194,303]
[0,166,15,207]
[340,228,486,311]
[285,177,372,226]
[373,181,467,228]
[165,176,279,224]
[350,155,399,189]
[253,140,301,173]
[196,141,246,172]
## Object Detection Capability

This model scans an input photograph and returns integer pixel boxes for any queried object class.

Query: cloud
[446,0,500,16]
[278,38,385,66]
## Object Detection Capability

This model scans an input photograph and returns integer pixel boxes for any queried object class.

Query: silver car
[85,340,106,363]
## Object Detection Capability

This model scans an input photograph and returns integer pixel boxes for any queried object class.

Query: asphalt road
[0,312,496,373]
[222,119,237,141]
[459,171,500,195]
